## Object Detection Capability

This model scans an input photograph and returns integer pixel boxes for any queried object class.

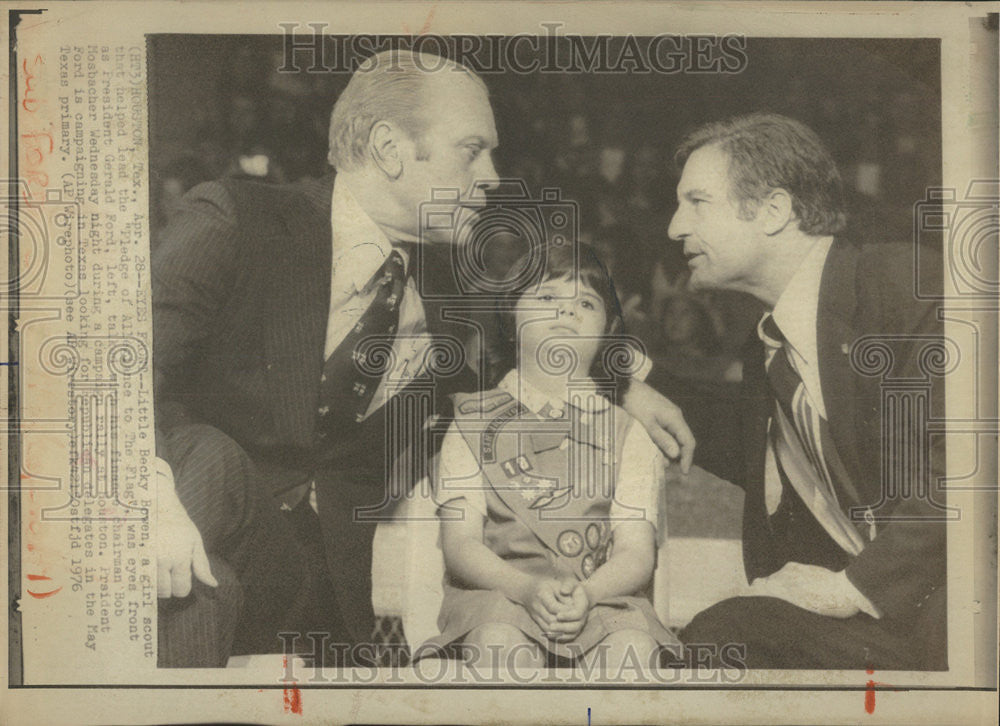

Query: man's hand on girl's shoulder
[622,380,696,472]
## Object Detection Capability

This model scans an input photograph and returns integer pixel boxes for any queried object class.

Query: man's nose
[475,156,501,193]
[667,207,688,241]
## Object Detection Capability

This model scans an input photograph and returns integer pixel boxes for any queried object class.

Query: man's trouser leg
[679,593,946,670]
[157,423,340,666]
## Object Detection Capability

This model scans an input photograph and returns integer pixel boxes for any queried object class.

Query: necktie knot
[761,313,785,346]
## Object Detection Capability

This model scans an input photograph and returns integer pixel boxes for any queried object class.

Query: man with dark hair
[669,113,946,669]
[153,50,696,666]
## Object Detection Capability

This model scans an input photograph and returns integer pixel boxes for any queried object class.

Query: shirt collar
[497,370,610,415]
[331,177,410,293]
[758,237,833,365]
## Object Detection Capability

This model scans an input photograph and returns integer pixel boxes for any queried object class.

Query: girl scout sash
[451,388,633,580]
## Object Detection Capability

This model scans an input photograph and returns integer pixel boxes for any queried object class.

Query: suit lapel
[816,238,863,491]
[264,174,334,444]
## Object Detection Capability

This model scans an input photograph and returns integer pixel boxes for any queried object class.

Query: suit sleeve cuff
[630,345,652,382]
[839,569,882,619]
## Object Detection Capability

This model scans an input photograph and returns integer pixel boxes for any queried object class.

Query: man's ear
[368,121,403,179]
[760,188,795,235]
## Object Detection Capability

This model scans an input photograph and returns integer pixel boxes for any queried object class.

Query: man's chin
[687,270,707,290]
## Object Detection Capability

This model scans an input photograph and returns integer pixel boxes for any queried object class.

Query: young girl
[427,242,680,671]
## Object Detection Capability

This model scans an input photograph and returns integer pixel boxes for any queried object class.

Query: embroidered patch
[557,530,584,558]
[500,455,533,479]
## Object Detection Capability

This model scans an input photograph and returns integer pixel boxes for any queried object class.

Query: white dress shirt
[306,180,434,513]
[326,178,433,417]
[758,237,879,618]
[760,237,832,516]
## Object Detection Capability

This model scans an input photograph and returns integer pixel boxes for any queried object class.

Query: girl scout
[428,243,680,671]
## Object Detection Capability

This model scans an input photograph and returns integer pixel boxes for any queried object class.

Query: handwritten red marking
[21,56,43,113]
[402,5,437,35]
[22,130,53,152]
[865,668,876,713]
[23,168,48,189]
[283,685,302,715]
[281,657,303,715]
[26,574,51,581]
[27,586,62,599]
[417,6,437,34]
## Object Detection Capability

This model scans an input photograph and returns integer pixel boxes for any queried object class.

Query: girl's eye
[538,294,554,302]
[465,146,482,161]
[581,300,594,310]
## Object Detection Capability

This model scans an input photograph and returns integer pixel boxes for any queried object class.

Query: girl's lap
[426,586,678,661]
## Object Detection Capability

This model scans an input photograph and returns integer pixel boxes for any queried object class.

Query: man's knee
[161,423,260,543]
[163,424,256,490]
[680,596,788,649]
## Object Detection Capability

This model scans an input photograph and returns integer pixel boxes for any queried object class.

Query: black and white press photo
[3,3,997,725]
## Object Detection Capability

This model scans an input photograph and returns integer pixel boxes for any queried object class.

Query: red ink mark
[26,544,35,552]
[864,668,896,714]
[27,586,62,599]
[26,574,51,581]
[283,686,302,715]
[21,55,44,113]
[281,657,303,715]
[402,5,437,35]
[23,168,49,189]
[22,130,53,153]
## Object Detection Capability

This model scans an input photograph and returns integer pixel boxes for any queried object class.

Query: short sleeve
[609,419,664,530]
[434,421,488,518]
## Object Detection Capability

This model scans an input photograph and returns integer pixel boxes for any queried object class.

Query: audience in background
[151,39,936,484]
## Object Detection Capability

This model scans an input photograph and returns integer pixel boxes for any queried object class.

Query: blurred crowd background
[149,35,941,482]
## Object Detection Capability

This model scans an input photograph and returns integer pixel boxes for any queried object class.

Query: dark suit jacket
[735,238,946,659]
[152,174,471,640]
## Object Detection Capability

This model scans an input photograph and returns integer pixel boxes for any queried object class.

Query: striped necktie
[761,314,862,523]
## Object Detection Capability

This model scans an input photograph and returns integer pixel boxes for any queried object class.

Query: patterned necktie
[317,249,407,429]
[761,314,860,509]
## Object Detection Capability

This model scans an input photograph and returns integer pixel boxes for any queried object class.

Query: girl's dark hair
[487,241,630,389]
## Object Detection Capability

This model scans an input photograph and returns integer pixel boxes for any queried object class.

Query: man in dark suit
[153,50,696,667]
[669,113,946,669]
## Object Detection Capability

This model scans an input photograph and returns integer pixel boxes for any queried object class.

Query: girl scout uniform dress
[429,371,680,659]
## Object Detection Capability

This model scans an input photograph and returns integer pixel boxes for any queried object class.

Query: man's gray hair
[328,50,487,171]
